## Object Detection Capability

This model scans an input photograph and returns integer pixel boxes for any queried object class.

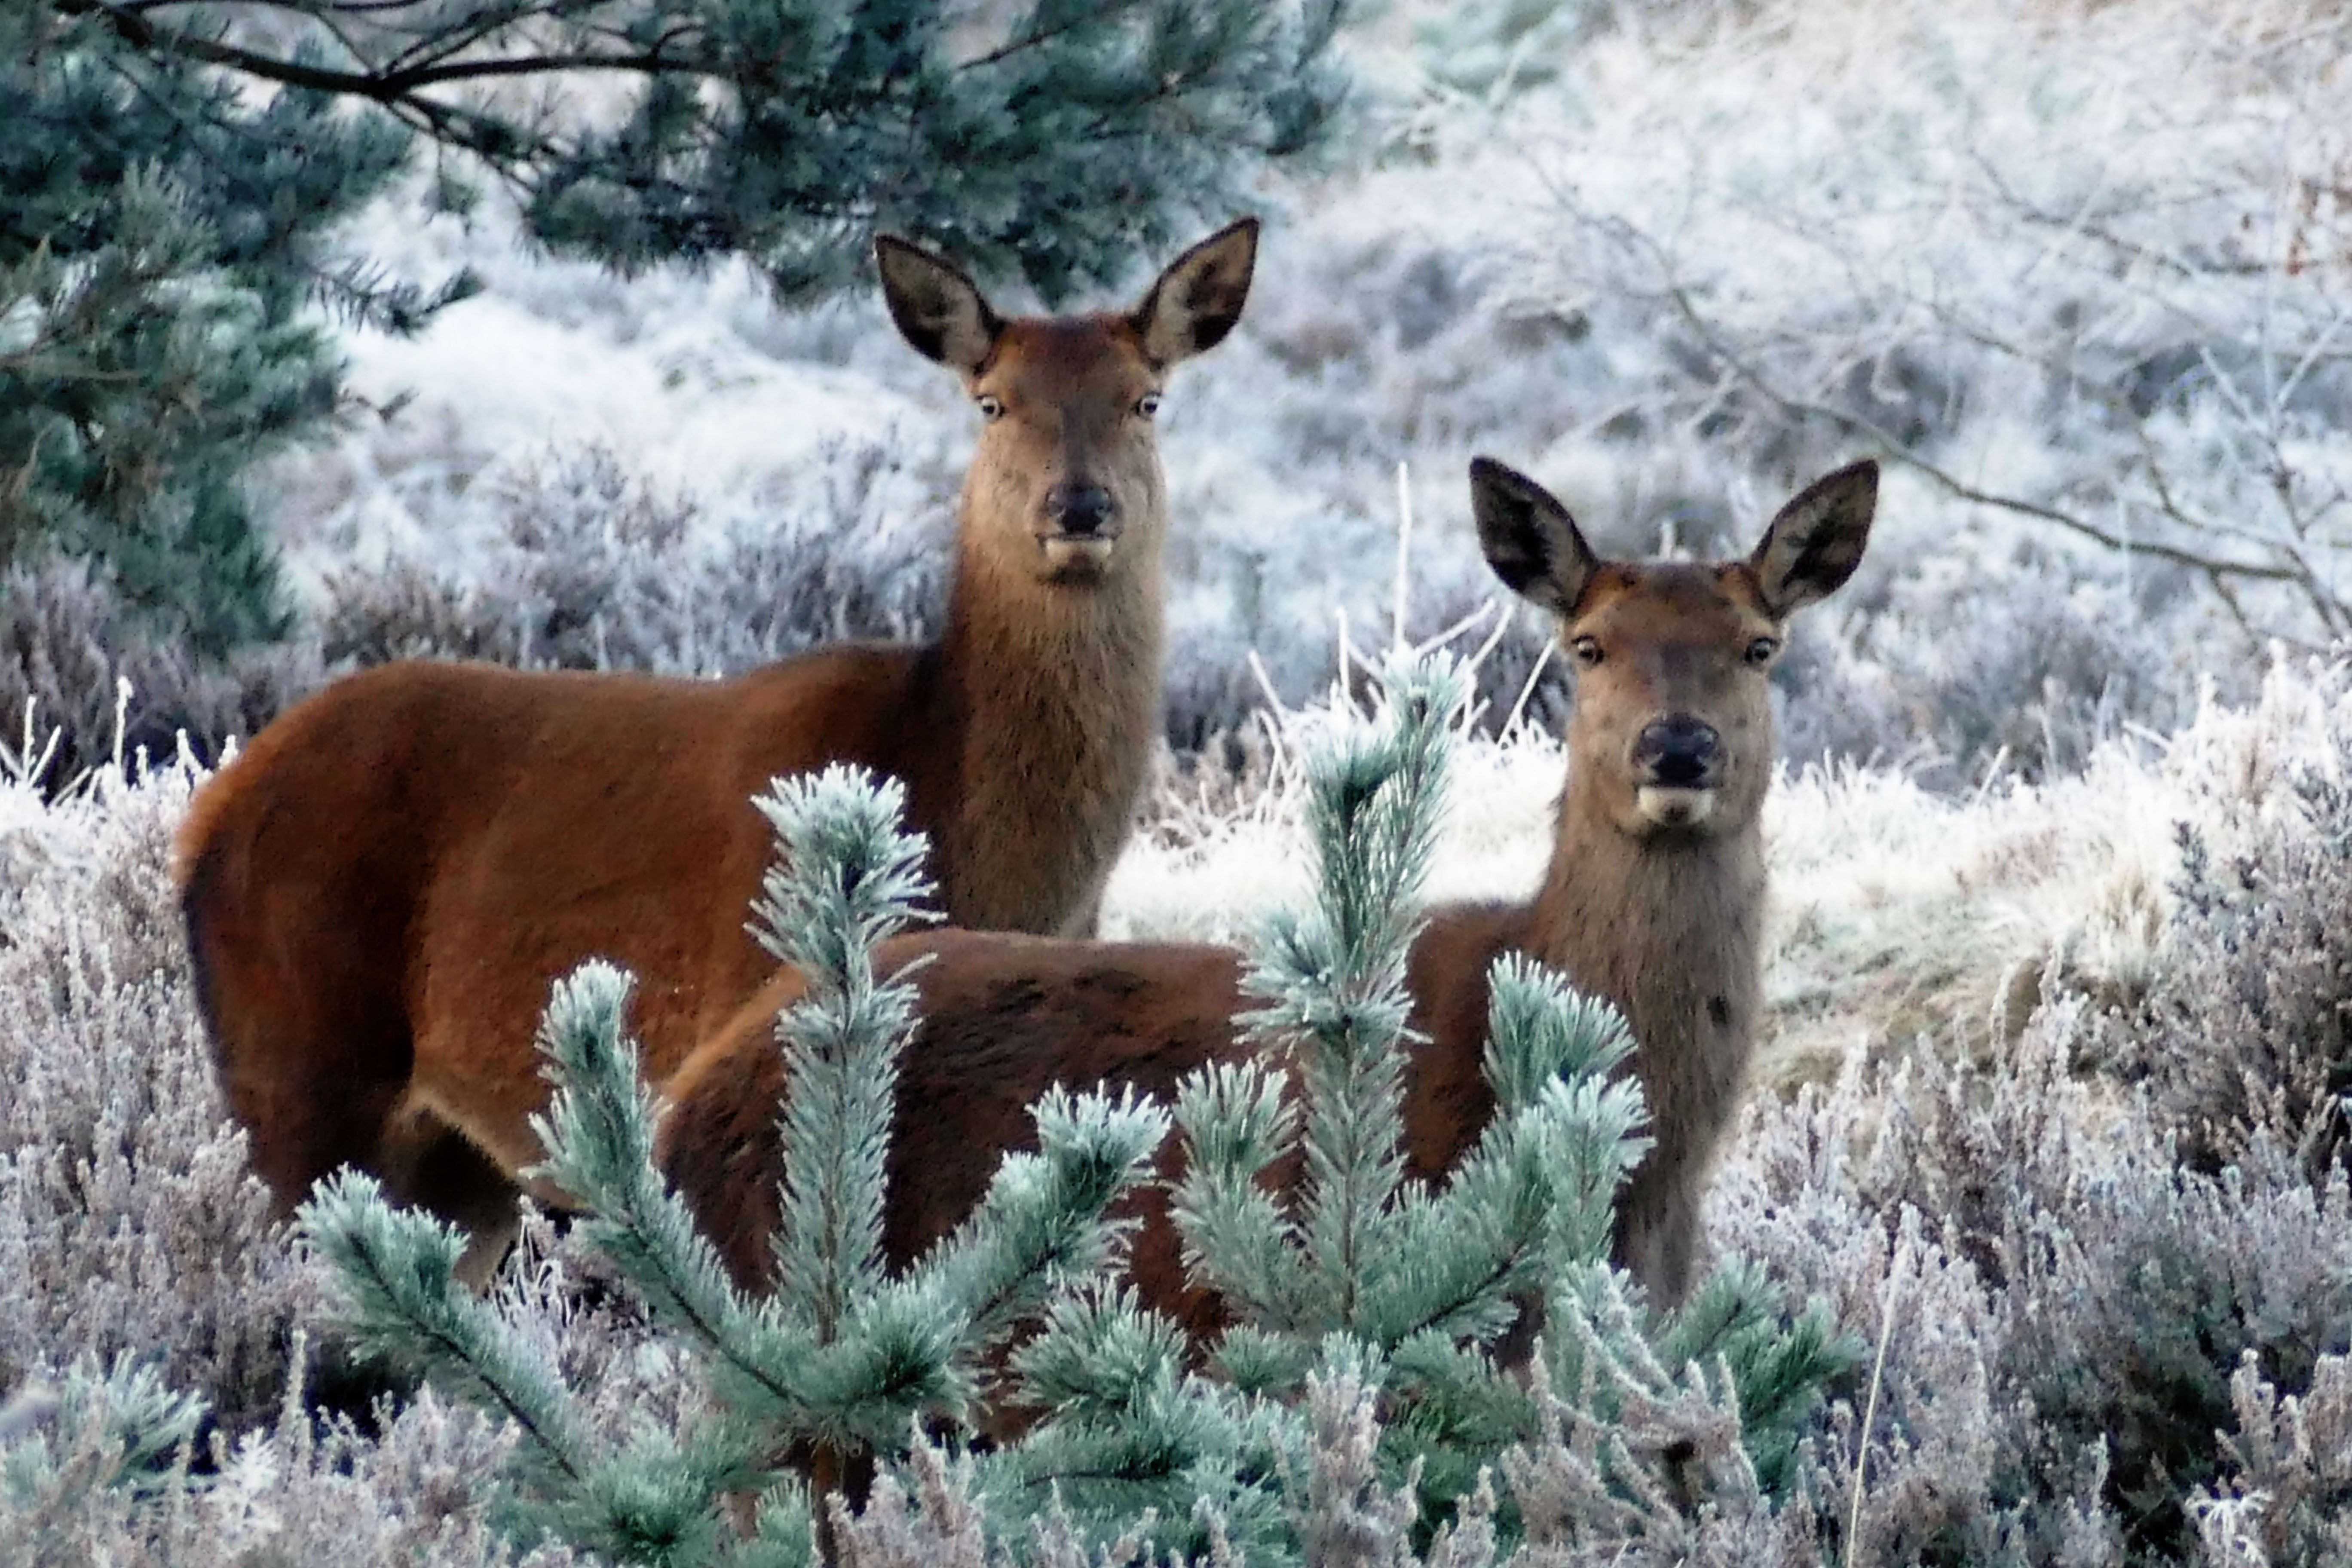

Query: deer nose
[1633,717,1721,789]
[1046,484,1118,537]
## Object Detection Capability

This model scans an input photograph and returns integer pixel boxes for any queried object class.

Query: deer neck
[1520,774,1768,1155]
[928,509,1164,934]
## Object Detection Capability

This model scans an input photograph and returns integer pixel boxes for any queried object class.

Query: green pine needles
[295,662,1851,1563]
[300,764,1170,1564]
[1173,658,1653,1357]
[3,6,426,650]
[49,0,1349,305]
[0,1357,206,1510]
[10,0,1348,658]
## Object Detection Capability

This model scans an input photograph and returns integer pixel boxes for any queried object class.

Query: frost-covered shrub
[1486,0,2352,659]
[2,438,955,796]
[1716,998,2352,1563]
[1777,542,2227,787]
[2110,681,2352,1181]
[2193,1350,2352,1567]
[0,1359,581,1568]
[0,757,318,1439]
[318,441,948,680]
[0,554,322,782]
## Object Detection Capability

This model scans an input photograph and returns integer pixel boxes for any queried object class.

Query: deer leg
[1612,1163,1705,1310]
[202,971,413,1223]
[373,1098,527,1288]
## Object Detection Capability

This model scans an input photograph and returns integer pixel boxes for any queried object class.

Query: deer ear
[1749,460,1878,615]
[1470,457,1598,616]
[1131,217,1259,366]
[876,236,1004,374]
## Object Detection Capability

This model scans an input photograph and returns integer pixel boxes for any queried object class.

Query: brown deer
[657,455,1878,1323]
[175,219,1260,1267]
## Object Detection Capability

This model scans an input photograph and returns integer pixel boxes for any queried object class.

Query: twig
[1845,1235,1909,1568]
[1501,640,1554,739]
[60,0,701,101]
[1393,459,1415,655]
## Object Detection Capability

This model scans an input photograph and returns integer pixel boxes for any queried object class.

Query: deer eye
[976,394,1004,421]
[1744,636,1779,667]
[1570,636,1603,668]
[1135,392,1163,419]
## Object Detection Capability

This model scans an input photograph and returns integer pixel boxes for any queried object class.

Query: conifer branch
[298,1172,597,1487]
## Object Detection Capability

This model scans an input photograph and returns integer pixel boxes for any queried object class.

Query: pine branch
[750,765,936,1342]
[903,1086,1170,1356]
[298,1171,597,1488]
[1234,655,1464,1332]
[524,962,830,1427]
[1170,1060,1308,1328]
[58,0,704,101]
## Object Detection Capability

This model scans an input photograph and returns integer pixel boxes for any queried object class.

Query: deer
[655,454,1878,1329]
[175,218,1261,1273]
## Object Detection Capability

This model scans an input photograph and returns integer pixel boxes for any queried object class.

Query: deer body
[176,221,1259,1256]
[657,458,1878,1312]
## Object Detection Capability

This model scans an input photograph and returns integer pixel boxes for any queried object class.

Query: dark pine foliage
[7,0,1348,662]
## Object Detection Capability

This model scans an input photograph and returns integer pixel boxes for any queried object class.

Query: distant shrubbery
[314,443,948,678]
[0,441,947,784]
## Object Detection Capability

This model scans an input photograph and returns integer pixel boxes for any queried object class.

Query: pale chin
[1635,785,1716,829]
[1041,536,1116,577]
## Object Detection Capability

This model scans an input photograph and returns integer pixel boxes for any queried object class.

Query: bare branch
[57,0,700,107]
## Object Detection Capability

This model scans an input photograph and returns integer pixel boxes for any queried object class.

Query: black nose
[1046,484,1117,536]
[1634,716,1721,788]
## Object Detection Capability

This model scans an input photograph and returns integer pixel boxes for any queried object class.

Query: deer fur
[174,219,1260,1263]
[656,456,1879,1318]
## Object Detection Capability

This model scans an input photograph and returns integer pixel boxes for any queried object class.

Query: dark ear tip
[1206,216,1261,272]
[1469,456,1547,513]
[873,235,932,279]
[1191,217,1260,277]
[1467,454,1519,489]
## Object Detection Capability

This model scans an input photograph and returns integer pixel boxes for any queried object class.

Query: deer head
[1472,457,1878,838]
[876,219,1259,588]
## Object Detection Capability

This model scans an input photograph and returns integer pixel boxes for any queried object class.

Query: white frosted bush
[315,439,952,682]
[0,1371,582,1568]
[0,555,323,780]
[1711,996,2352,1562]
[0,756,318,1437]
